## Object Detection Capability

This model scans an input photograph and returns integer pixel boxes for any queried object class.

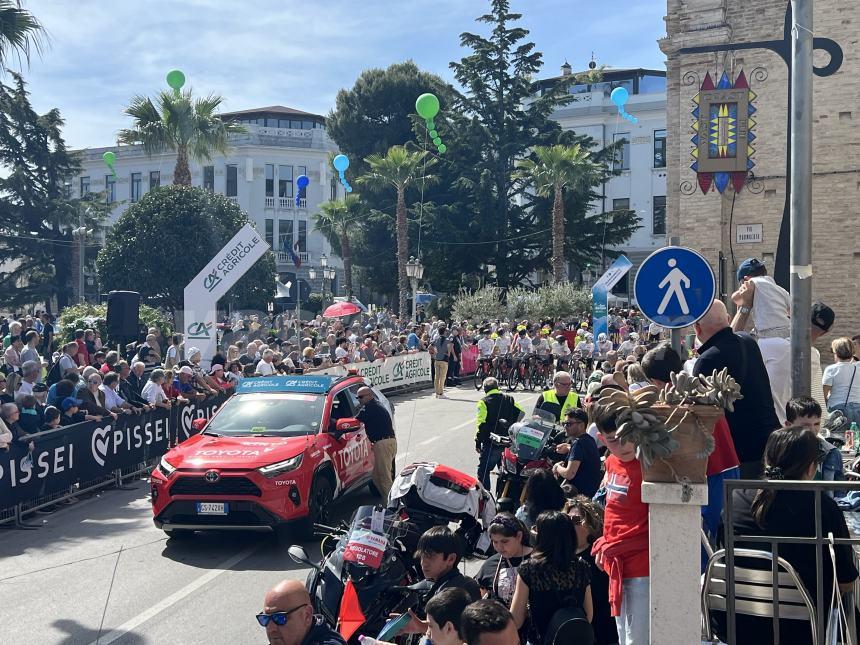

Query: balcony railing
[276,251,310,265]
[265,197,308,210]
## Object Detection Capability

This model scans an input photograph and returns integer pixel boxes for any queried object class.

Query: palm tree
[358,145,435,317]
[0,1,45,69]
[516,144,601,282]
[312,195,363,299]
[117,91,244,186]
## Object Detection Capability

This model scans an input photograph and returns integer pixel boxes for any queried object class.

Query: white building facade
[538,66,668,297]
[73,106,343,308]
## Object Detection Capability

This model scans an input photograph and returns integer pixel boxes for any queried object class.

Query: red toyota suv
[150,374,391,539]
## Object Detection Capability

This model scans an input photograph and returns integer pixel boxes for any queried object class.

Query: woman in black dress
[510,510,592,644]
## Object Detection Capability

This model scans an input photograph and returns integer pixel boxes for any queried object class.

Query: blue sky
[18,0,666,150]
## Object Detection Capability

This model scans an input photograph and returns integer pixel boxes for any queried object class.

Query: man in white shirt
[142,369,172,409]
[494,329,512,356]
[334,338,350,363]
[15,360,39,402]
[731,257,792,423]
[255,349,277,376]
[617,332,639,359]
[595,333,613,358]
[477,330,496,358]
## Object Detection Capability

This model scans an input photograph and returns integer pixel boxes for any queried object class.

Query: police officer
[475,377,524,489]
[533,371,581,422]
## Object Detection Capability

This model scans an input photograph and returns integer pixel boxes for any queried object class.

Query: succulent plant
[658,368,743,412]
[597,389,679,470]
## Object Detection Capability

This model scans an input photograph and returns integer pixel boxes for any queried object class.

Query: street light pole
[790,0,813,396]
[405,256,424,322]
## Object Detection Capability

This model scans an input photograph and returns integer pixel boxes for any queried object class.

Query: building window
[278,164,293,198]
[653,129,667,168]
[225,164,237,197]
[265,164,275,198]
[298,220,307,252]
[204,165,215,192]
[63,179,72,198]
[639,74,667,94]
[613,133,630,171]
[330,178,337,201]
[278,219,293,252]
[265,219,274,248]
[612,198,630,211]
[653,196,667,235]
[105,175,116,203]
[149,170,160,190]
[130,172,142,202]
[80,176,90,196]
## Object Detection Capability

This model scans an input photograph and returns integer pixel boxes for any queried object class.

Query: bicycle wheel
[506,366,518,391]
[474,364,483,390]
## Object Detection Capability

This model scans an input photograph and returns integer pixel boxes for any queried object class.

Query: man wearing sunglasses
[258,579,345,645]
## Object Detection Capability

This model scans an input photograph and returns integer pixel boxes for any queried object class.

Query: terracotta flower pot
[642,404,723,484]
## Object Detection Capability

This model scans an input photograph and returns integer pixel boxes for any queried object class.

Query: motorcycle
[493,409,565,512]
[289,463,497,644]
[289,505,425,644]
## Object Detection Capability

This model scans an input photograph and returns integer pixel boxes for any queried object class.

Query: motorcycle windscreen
[338,578,366,641]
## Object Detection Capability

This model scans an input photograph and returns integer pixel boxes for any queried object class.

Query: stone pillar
[642,481,709,645]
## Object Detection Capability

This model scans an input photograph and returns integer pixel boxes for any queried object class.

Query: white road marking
[87,544,258,645]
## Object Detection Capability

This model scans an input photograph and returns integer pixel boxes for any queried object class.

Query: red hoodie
[591,454,649,616]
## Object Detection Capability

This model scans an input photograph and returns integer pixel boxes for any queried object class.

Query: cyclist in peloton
[575,332,595,372]
[551,334,571,371]
[617,331,640,359]
[595,332,613,360]
[477,328,496,359]
[493,328,512,372]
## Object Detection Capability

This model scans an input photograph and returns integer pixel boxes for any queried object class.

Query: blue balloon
[610,87,629,107]
[296,174,309,189]
[332,154,349,172]
[346,186,353,193]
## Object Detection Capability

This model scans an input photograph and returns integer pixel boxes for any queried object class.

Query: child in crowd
[785,396,844,496]
[400,526,481,635]
[590,397,650,645]
[40,406,61,431]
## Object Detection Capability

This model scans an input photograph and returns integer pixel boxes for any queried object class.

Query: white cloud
[15,0,665,149]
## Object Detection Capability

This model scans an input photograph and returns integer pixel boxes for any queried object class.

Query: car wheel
[297,475,334,539]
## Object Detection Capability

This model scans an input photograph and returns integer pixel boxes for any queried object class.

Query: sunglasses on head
[568,513,584,526]
[256,604,307,627]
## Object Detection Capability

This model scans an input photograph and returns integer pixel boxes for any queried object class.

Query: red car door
[326,388,371,490]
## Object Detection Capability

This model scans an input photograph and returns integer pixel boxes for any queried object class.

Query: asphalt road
[0,382,543,645]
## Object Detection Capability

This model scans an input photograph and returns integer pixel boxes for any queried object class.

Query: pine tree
[450,0,577,290]
[0,72,109,310]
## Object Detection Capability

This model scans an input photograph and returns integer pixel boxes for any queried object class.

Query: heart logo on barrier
[91,426,111,467]
[180,405,195,440]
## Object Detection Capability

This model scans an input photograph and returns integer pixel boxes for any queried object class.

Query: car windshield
[207,392,324,436]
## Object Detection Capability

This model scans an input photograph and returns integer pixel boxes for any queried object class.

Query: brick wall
[661,0,860,351]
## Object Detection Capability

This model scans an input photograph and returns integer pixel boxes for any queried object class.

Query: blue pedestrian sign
[634,246,715,328]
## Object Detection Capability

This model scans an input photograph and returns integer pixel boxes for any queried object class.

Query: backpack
[45,360,62,386]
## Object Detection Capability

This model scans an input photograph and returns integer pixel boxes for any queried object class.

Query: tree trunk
[174,144,192,186]
[340,231,353,299]
[395,187,409,319]
[551,185,566,282]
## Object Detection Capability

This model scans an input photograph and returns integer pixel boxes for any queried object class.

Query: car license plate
[196,502,228,515]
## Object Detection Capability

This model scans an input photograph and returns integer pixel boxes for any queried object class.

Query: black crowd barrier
[0,392,230,509]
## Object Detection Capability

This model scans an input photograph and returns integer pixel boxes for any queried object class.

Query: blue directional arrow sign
[634,246,715,328]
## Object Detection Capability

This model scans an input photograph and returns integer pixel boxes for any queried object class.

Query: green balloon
[426,119,435,130]
[416,93,440,120]
[429,130,438,138]
[437,144,447,154]
[102,151,116,166]
[166,69,186,91]
[433,137,442,146]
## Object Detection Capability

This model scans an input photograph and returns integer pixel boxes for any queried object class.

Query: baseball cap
[179,366,194,376]
[736,257,765,282]
[210,364,224,374]
[61,397,83,412]
[811,302,835,332]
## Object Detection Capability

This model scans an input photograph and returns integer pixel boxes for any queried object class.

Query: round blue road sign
[634,246,715,328]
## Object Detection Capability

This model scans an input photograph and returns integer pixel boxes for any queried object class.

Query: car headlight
[258,454,303,478]
[157,456,176,478]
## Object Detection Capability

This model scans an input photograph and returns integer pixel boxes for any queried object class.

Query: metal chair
[701,548,819,645]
